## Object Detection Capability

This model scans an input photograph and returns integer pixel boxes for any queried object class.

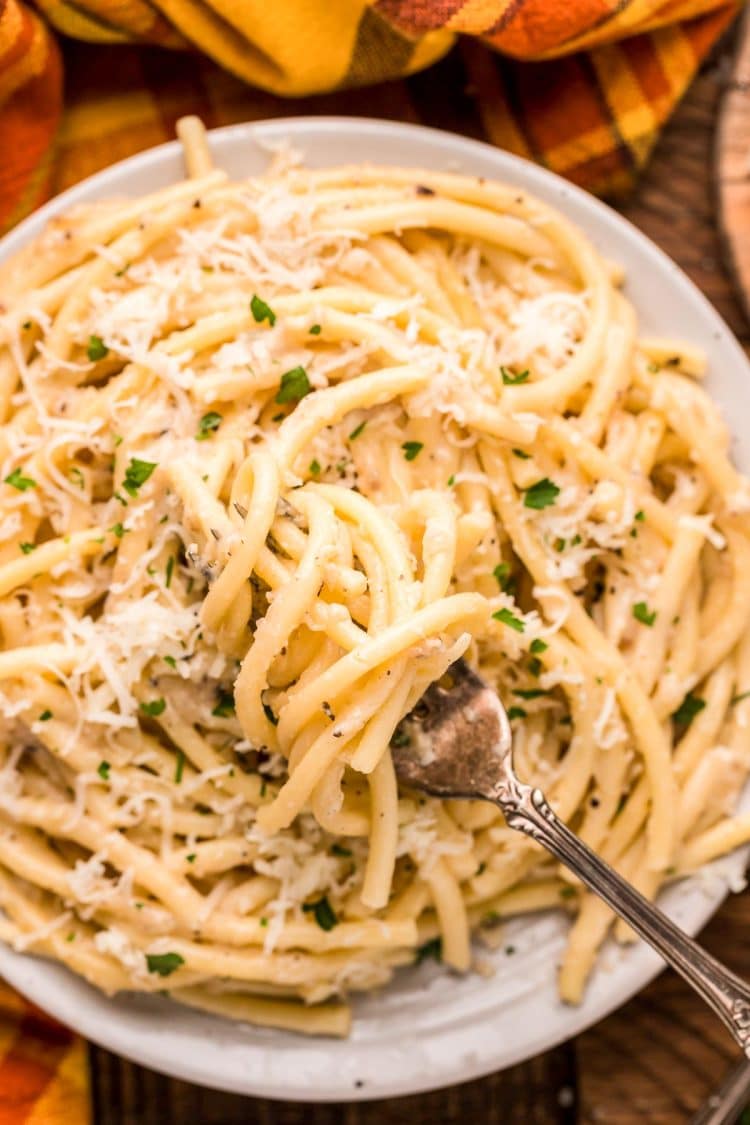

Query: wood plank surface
[52,24,750,1125]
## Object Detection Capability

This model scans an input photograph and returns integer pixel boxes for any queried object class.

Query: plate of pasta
[0,115,749,1100]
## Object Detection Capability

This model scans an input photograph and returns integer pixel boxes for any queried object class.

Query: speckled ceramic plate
[1,119,749,1101]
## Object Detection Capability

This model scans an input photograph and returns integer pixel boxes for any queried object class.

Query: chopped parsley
[402,441,424,462]
[164,655,177,669]
[309,324,322,335]
[331,844,352,857]
[530,638,548,654]
[276,366,311,404]
[5,467,36,492]
[634,510,645,522]
[19,542,35,554]
[68,467,85,489]
[174,750,185,784]
[512,448,531,460]
[38,710,53,721]
[349,420,367,441]
[632,601,656,627]
[493,562,511,590]
[122,458,157,497]
[513,687,549,700]
[146,951,185,977]
[140,698,166,717]
[309,459,321,476]
[302,896,338,931]
[528,657,542,677]
[415,937,442,965]
[196,412,222,440]
[559,886,576,900]
[672,693,706,727]
[250,294,276,326]
[212,692,235,718]
[97,761,111,781]
[446,474,456,487]
[86,335,109,361]
[523,478,560,510]
[186,853,197,863]
[500,366,529,386]
[493,607,524,633]
[110,522,126,538]
[507,706,527,720]
[165,556,175,588]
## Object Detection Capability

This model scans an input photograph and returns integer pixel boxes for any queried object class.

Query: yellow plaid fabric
[0,0,740,1119]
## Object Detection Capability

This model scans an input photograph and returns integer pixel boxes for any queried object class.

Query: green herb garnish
[212,692,235,718]
[196,412,222,441]
[87,335,109,361]
[523,478,560,510]
[140,698,166,717]
[672,693,706,727]
[493,607,524,632]
[402,441,424,462]
[19,542,35,554]
[302,896,338,931]
[97,761,111,781]
[38,710,52,721]
[500,366,529,386]
[415,937,442,965]
[174,750,185,784]
[633,601,656,627]
[122,458,157,497]
[530,638,548,654]
[146,952,185,977]
[250,295,276,326]
[349,421,367,441]
[5,467,36,492]
[276,366,311,404]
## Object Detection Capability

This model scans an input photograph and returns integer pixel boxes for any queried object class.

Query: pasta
[0,115,749,1037]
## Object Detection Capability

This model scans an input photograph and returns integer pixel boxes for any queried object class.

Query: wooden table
[54,25,750,1125]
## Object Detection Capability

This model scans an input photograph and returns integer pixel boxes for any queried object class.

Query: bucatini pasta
[0,116,749,1036]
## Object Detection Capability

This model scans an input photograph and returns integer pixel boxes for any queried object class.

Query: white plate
[1,118,749,1102]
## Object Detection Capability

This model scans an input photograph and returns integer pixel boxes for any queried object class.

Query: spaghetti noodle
[0,117,748,1035]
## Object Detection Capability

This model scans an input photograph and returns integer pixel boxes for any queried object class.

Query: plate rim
[0,115,748,1102]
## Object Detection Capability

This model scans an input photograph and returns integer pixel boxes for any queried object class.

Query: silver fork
[390,660,750,1082]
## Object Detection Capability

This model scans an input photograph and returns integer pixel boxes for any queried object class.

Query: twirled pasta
[0,116,748,1035]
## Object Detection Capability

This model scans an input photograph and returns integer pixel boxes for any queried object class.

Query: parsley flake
[196,412,222,441]
[349,420,367,441]
[302,896,338,931]
[512,448,531,460]
[507,706,527,720]
[493,607,525,632]
[122,458,157,497]
[19,542,35,554]
[513,687,549,700]
[402,441,424,462]
[5,467,36,492]
[165,556,175,588]
[146,952,184,977]
[97,761,111,781]
[309,459,321,476]
[175,750,185,784]
[523,478,560,510]
[672,693,706,727]
[276,366,311,404]
[87,335,109,361]
[140,698,166,717]
[530,639,548,654]
[309,324,321,335]
[38,710,53,721]
[632,601,656,627]
[500,366,529,386]
[250,295,276,326]
[493,562,511,591]
[212,692,235,718]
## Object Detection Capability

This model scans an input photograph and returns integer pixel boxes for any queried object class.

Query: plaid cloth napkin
[0,0,740,1117]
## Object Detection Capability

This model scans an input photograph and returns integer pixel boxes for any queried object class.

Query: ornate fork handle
[492,770,750,1056]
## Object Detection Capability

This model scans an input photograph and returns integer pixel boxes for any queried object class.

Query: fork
[390,659,750,1070]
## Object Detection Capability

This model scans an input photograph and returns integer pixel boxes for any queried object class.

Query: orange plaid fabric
[0,0,740,1119]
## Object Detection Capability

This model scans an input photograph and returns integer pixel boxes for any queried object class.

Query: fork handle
[494,779,750,1056]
